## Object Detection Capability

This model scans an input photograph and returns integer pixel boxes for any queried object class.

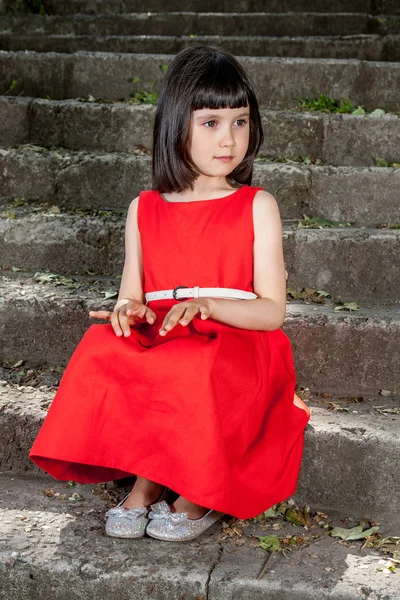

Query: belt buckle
[172,285,190,300]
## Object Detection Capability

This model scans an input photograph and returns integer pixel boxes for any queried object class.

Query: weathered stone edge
[1,149,400,224]
[24,0,400,16]
[2,33,400,63]
[1,52,400,111]
[1,210,399,302]
[1,96,399,167]
[1,275,399,392]
[0,13,384,39]
[1,387,399,532]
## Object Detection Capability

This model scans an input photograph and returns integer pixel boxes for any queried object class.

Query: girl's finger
[89,310,112,319]
[125,299,143,316]
[119,311,132,337]
[110,310,124,337]
[178,303,203,325]
[199,306,210,320]
[159,318,172,335]
[178,307,192,325]
[159,310,183,334]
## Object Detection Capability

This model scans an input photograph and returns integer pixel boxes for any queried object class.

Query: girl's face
[187,106,250,181]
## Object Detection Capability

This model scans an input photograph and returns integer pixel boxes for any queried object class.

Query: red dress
[30,185,310,519]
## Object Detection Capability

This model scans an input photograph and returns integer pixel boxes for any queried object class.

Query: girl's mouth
[215,156,234,163]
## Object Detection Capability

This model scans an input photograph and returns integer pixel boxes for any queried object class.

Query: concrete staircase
[0,1,399,597]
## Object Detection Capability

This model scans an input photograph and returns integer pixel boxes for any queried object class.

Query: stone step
[0,474,398,600]
[1,273,399,394]
[32,0,400,16]
[3,32,400,62]
[2,12,398,38]
[1,51,400,112]
[1,384,399,532]
[1,148,399,225]
[2,97,399,168]
[1,206,399,303]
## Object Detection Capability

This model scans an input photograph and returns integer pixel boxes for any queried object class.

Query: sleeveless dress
[29,185,310,520]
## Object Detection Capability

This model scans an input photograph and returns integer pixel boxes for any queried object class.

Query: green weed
[376,157,400,168]
[376,16,400,29]
[11,197,27,207]
[298,215,352,228]
[296,91,363,114]
[2,79,17,95]
[369,108,386,117]
[130,77,159,105]
[334,302,360,312]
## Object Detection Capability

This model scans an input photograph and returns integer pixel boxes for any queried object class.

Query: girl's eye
[235,119,247,127]
[204,120,217,127]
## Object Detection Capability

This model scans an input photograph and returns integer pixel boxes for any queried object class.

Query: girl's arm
[90,196,157,335]
[115,196,146,308]
[208,191,287,332]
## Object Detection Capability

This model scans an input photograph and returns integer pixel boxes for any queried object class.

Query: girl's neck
[163,176,238,203]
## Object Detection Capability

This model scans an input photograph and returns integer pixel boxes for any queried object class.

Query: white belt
[145,286,257,302]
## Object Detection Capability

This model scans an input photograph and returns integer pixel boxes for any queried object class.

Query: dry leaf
[330,522,379,541]
[257,535,282,552]
[263,505,280,518]
[285,506,311,527]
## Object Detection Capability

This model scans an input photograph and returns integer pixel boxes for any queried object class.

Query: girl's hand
[89,299,157,338]
[159,299,213,336]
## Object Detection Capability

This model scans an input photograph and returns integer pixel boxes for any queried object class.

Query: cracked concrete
[0,476,398,600]
[3,33,400,63]
[0,13,380,38]
[0,477,223,600]
[1,51,400,110]
[1,377,400,526]
[1,204,399,301]
[204,543,223,599]
[25,0,400,16]
[1,97,399,167]
[1,148,400,224]
[1,273,399,391]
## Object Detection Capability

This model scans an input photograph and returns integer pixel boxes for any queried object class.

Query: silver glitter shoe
[105,488,168,539]
[146,500,223,541]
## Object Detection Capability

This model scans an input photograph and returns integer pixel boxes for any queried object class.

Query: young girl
[29,44,310,542]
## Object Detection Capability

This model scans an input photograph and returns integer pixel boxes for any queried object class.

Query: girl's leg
[122,475,163,508]
[171,496,209,519]
[123,477,209,519]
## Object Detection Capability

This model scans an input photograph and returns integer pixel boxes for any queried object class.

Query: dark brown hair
[152,44,264,193]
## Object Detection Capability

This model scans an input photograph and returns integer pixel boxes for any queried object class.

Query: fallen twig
[256,551,275,579]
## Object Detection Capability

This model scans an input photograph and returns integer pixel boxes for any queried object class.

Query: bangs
[190,61,250,111]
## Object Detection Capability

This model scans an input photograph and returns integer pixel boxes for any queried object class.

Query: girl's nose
[219,128,235,147]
